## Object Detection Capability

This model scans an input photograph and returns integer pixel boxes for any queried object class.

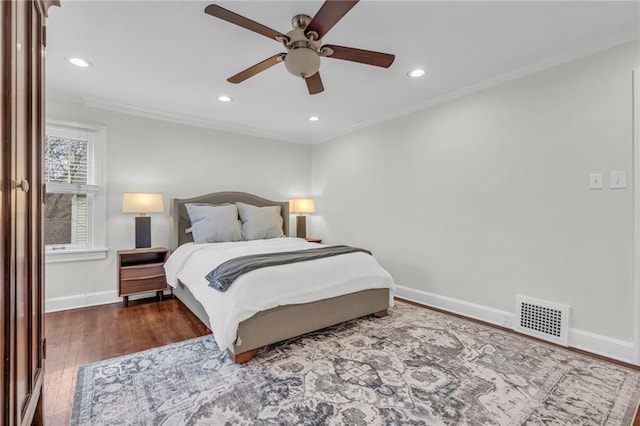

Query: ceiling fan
[204,0,395,95]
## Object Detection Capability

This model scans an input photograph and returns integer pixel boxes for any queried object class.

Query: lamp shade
[289,198,315,214]
[121,193,164,214]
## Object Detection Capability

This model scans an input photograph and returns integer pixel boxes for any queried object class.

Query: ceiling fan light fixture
[284,47,320,78]
[408,68,426,78]
[218,95,233,102]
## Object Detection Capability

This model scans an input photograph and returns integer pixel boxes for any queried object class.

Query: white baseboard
[395,285,515,328]
[569,329,635,365]
[395,285,637,366]
[45,289,172,313]
[46,285,637,365]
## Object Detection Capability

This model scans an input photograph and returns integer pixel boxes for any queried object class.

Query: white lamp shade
[122,193,164,214]
[289,198,315,214]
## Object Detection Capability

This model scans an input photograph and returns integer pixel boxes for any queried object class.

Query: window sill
[45,248,108,264]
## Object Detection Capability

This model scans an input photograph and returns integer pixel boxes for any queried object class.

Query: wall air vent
[515,295,570,346]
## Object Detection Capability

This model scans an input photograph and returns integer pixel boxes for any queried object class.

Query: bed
[167,191,394,363]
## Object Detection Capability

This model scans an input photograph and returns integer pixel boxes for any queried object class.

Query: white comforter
[164,237,395,350]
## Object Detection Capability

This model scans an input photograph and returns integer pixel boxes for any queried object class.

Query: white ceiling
[46,1,640,144]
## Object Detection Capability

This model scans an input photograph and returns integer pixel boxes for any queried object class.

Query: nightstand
[305,237,322,244]
[117,247,170,307]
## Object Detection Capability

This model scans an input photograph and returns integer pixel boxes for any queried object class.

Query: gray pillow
[185,203,243,243]
[236,202,284,240]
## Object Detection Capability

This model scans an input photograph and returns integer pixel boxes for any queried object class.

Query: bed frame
[170,191,390,363]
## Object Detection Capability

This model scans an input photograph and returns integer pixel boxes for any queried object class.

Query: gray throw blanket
[205,245,372,292]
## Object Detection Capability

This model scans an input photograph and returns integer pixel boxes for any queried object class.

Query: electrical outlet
[610,170,626,189]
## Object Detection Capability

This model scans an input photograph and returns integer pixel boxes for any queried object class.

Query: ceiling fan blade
[205,4,288,42]
[305,0,359,40]
[322,44,395,68]
[305,72,324,95]
[227,54,285,84]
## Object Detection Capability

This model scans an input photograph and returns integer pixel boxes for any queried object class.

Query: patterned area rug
[71,303,640,425]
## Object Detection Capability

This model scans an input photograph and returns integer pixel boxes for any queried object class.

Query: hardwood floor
[43,298,208,426]
[45,297,640,425]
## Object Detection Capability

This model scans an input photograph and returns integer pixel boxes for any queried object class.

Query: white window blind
[44,121,106,260]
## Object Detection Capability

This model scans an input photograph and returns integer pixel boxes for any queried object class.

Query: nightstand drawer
[120,263,165,280]
[121,275,167,294]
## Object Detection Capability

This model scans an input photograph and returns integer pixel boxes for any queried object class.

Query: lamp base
[296,215,307,239]
[135,216,151,248]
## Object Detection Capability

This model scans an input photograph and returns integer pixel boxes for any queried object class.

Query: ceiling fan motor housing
[291,14,312,30]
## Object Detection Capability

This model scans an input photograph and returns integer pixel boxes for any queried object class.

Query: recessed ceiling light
[218,95,233,102]
[68,57,92,68]
[309,116,319,122]
[408,69,425,78]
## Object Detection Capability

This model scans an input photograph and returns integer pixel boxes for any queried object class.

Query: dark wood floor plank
[43,298,208,425]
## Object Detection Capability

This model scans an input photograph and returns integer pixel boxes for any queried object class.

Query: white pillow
[236,202,284,240]
[185,203,243,243]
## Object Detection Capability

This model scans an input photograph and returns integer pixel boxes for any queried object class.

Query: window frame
[44,120,107,263]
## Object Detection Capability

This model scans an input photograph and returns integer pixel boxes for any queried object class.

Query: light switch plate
[589,173,603,189]
[610,170,627,189]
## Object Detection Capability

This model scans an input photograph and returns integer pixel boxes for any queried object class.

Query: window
[44,121,106,262]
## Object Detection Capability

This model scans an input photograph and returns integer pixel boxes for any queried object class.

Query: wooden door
[2,1,58,424]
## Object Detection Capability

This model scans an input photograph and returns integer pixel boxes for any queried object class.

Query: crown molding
[48,26,639,146]
[46,91,314,145]
[311,27,640,144]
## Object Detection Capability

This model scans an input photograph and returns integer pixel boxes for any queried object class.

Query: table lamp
[122,193,164,248]
[289,198,315,238]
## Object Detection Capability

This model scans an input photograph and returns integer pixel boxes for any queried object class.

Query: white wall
[311,42,639,345]
[45,99,311,305]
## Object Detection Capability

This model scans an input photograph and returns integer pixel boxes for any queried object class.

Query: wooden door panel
[0,2,10,424]
[15,0,30,417]
[2,1,56,424]
[5,2,20,424]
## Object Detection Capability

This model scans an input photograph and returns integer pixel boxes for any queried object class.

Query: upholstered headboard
[170,191,289,250]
